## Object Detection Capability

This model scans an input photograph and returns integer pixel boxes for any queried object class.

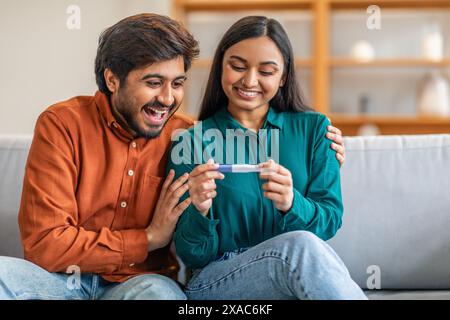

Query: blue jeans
[0,256,186,300]
[185,231,367,300]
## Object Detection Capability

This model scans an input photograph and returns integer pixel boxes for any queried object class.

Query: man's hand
[145,169,191,252]
[326,125,345,167]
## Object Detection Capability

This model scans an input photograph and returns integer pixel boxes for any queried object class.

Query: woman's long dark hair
[198,16,313,121]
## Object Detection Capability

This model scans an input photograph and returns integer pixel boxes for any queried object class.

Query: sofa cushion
[0,135,32,258]
[328,134,450,290]
[365,290,450,300]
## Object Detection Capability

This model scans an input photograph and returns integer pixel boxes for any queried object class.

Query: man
[0,13,346,300]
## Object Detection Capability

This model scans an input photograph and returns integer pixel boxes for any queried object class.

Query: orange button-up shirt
[18,91,193,283]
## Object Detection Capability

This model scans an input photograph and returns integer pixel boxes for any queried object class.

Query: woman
[168,16,366,299]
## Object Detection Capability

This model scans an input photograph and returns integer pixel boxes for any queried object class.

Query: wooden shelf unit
[174,0,450,135]
[329,0,450,9]
[329,114,450,135]
[329,58,450,68]
[173,0,313,13]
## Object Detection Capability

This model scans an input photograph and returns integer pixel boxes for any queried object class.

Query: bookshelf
[173,0,450,135]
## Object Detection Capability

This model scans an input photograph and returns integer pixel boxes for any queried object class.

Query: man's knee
[0,256,36,299]
[114,274,186,300]
[0,256,31,278]
[146,275,186,300]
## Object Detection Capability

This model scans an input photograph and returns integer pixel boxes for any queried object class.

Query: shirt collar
[213,105,284,133]
[94,91,134,140]
[265,106,284,130]
[95,91,116,127]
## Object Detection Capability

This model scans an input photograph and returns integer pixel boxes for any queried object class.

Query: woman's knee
[288,230,321,242]
[273,231,324,251]
[267,231,343,267]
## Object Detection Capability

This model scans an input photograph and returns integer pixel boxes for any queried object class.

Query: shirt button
[120,201,127,208]
[128,170,134,176]
[131,142,137,148]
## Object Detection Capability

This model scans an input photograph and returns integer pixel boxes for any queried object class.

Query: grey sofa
[1,134,450,299]
[329,134,450,299]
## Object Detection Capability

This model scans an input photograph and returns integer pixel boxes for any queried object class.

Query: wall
[0,0,170,134]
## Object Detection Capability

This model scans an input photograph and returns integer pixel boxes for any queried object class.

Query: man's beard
[117,94,177,139]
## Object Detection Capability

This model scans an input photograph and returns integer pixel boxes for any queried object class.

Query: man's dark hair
[95,13,199,95]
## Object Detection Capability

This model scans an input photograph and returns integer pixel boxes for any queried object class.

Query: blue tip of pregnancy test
[217,164,233,173]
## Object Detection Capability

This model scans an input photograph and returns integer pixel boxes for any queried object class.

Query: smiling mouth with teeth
[236,88,260,98]
[143,105,169,120]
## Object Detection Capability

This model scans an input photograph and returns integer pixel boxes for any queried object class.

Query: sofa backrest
[328,134,450,290]
[0,135,32,258]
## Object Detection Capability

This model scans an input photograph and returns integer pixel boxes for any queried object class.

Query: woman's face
[221,36,285,113]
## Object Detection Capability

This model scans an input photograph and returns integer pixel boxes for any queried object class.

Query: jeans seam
[15,292,84,300]
[90,275,99,300]
[186,252,292,293]
[1,281,18,300]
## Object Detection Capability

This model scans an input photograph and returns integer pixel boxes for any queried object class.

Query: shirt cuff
[278,188,314,230]
[120,229,149,268]
[183,205,219,238]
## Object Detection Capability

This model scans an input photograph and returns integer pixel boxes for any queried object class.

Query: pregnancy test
[217,164,261,173]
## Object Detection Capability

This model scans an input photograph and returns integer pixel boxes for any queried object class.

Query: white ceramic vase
[417,70,450,117]
[350,40,375,62]
[422,23,443,62]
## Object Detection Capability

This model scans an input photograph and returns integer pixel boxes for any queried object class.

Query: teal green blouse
[167,107,343,269]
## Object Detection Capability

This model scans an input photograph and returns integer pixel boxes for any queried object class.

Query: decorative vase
[422,23,443,62]
[357,124,380,136]
[417,70,450,117]
[350,40,375,62]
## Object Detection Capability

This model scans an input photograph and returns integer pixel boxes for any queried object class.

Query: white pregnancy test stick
[217,164,261,173]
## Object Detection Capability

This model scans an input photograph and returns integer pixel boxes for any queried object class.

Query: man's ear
[104,69,120,93]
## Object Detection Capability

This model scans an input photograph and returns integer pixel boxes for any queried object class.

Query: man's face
[109,56,186,139]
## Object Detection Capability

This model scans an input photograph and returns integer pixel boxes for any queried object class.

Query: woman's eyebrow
[260,61,279,67]
[229,55,247,63]
[229,55,278,67]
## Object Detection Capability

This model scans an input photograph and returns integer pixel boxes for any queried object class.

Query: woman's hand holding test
[260,159,294,213]
[189,159,225,216]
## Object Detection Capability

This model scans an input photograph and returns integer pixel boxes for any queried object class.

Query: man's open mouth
[142,105,170,125]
